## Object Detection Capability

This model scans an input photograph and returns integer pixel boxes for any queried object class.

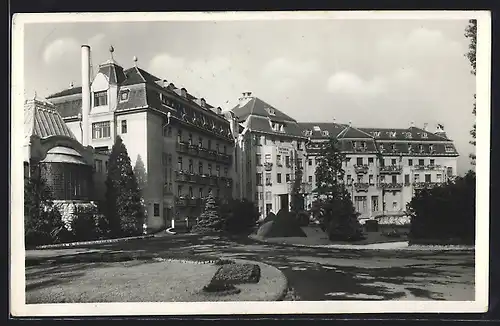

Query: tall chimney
[81,45,91,146]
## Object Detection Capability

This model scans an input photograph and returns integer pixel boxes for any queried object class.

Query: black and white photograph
[10,11,491,316]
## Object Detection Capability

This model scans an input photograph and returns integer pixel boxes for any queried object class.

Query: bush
[256,210,307,238]
[212,263,261,285]
[192,191,224,234]
[407,171,475,245]
[221,199,259,235]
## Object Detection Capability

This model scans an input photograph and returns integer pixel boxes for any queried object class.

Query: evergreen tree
[133,154,148,222]
[105,136,145,237]
[465,19,477,165]
[192,190,223,233]
[24,170,65,246]
[290,156,304,212]
[314,137,363,241]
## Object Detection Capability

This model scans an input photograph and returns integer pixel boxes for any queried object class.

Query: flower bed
[211,263,261,285]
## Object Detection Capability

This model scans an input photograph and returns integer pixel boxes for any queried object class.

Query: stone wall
[40,162,93,201]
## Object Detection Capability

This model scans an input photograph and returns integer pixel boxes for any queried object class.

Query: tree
[192,190,224,233]
[465,19,477,165]
[290,155,304,212]
[105,136,145,237]
[24,171,65,246]
[133,154,148,222]
[313,138,363,241]
[221,198,259,235]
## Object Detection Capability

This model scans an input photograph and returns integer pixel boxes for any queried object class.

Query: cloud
[87,33,106,48]
[261,58,320,92]
[42,37,80,65]
[326,71,386,96]
[148,53,251,110]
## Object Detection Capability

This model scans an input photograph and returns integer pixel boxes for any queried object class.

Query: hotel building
[46,45,239,231]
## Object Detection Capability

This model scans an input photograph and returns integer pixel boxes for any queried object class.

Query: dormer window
[94,90,107,107]
[181,88,187,98]
[304,130,312,137]
[373,131,381,138]
[445,144,454,153]
[430,144,434,152]
[390,131,397,138]
[321,130,329,137]
[380,144,385,151]
[391,143,396,151]
[404,132,412,139]
[119,89,130,102]
[313,126,321,132]
[200,98,206,108]
[408,143,412,152]
[352,141,357,148]
[268,108,276,116]
[419,144,424,152]
[421,132,428,139]
[361,141,367,149]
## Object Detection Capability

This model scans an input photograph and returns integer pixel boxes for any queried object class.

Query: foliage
[221,198,259,235]
[192,190,224,233]
[70,204,100,241]
[133,154,148,218]
[212,263,261,285]
[296,211,310,227]
[313,137,364,241]
[290,156,304,212]
[465,19,477,165]
[407,170,476,244]
[105,136,145,237]
[24,173,65,247]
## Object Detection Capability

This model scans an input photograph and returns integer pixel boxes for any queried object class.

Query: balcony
[265,181,272,186]
[188,144,199,155]
[354,183,370,192]
[277,162,283,167]
[378,183,403,190]
[176,141,190,154]
[264,162,273,171]
[217,152,232,164]
[354,164,369,174]
[413,164,442,171]
[285,162,292,168]
[379,165,402,174]
[175,196,189,207]
[175,143,233,165]
[413,182,440,190]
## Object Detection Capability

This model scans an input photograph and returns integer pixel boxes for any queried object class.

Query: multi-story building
[46,45,238,231]
[231,93,459,222]
[231,93,309,217]
[298,122,459,221]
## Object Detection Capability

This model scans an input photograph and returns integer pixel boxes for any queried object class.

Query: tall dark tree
[24,171,65,246]
[105,136,145,237]
[290,155,304,212]
[133,154,148,218]
[192,190,224,233]
[314,138,363,241]
[465,19,477,165]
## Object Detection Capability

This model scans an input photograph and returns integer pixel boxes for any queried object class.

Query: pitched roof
[245,115,305,138]
[121,66,161,86]
[297,122,346,139]
[231,97,297,123]
[47,86,82,99]
[359,126,449,141]
[24,99,76,143]
[98,61,126,85]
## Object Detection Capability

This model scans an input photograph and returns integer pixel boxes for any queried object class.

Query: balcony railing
[354,164,369,174]
[175,171,232,188]
[175,143,233,164]
[378,182,403,190]
[379,165,402,174]
[413,164,442,171]
[413,182,440,190]
[264,162,273,171]
[354,182,370,192]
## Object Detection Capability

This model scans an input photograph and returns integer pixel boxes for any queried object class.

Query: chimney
[410,121,415,128]
[69,82,74,89]
[238,91,253,106]
[423,123,428,131]
[216,107,222,115]
[333,117,336,124]
[81,45,91,147]
[163,79,168,88]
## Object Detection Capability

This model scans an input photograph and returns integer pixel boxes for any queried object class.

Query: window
[369,174,374,185]
[216,143,220,153]
[445,145,454,153]
[208,139,212,149]
[95,159,103,173]
[285,156,290,167]
[371,196,379,212]
[321,130,329,137]
[199,162,203,174]
[188,159,193,173]
[177,185,183,197]
[216,165,220,177]
[121,120,127,134]
[265,154,272,163]
[286,174,290,182]
[197,137,202,148]
[308,159,313,166]
[224,167,228,177]
[392,201,398,210]
[255,192,259,201]
[354,196,367,213]
[392,175,397,184]
[418,159,425,166]
[163,126,172,137]
[368,157,374,164]
[447,167,453,177]
[437,174,442,183]
[105,161,108,172]
[380,175,386,183]
[430,145,434,152]
[265,191,272,200]
[408,144,413,152]
[188,186,193,198]
[119,90,129,102]
[425,174,431,182]
[277,155,282,165]
[223,145,227,154]
[347,174,352,184]
[430,159,435,166]
[357,175,363,183]
[92,121,111,139]
[259,192,264,200]
[357,157,363,166]
[254,135,261,146]
[93,91,107,107]
[408,159,413,166]
[188,134,193,145]
[257,173,263,185]
[277,173,282,183]
[265,173,272,185]
[298,159,303,169]
[177,130,182,143]
[305,130,312,136]
[154,204,160,216]
[414,174,420,182]
[308,176,313,183]
[391,159,397,166]
[256,154,262,165]
[178,157,183,171]
[208,164,212,175]
[404,174,410,185]
[419,144,424,152]
[391,143,396,151]
[199,188,203,199]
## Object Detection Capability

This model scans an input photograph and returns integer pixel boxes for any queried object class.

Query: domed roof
[41,146,88,165]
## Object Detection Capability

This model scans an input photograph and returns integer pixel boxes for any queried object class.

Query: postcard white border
[10,10,491,316]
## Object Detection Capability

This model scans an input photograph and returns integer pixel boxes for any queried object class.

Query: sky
[23,18,476,175]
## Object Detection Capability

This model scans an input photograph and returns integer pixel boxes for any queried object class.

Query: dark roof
[338,126,374,139]
[24,100,76,140]
[359,126,449,141]
[297,122,346,139]
[121,66,161,86]
[245,115,305,138]
[47,87,82,99]
[231,97,297,123]
[51,97,82,119]
[98,61,126,85]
